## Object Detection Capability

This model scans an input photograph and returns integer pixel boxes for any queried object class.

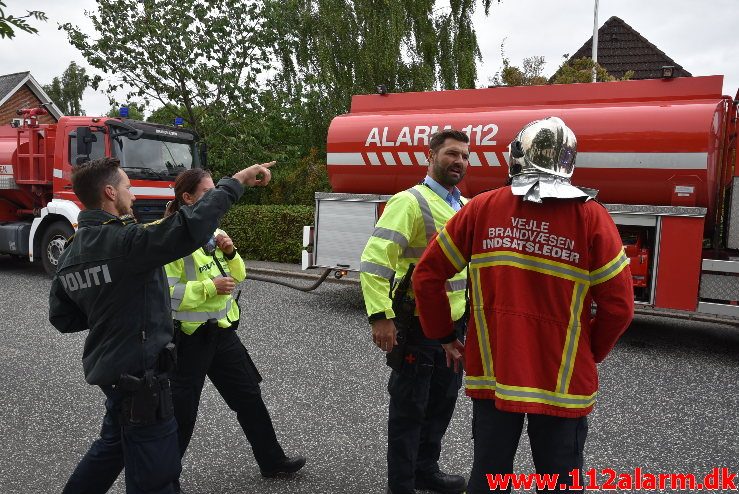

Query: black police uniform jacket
[49,177,244,386]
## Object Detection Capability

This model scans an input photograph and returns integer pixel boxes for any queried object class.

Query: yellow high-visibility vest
[360,184,467,321]
[165,229,245,334]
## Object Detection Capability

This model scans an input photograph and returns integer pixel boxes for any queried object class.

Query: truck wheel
[41,222,74,276]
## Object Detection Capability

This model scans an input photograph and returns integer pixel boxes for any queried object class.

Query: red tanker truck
[0,108,202,275]
[304,75,739,323]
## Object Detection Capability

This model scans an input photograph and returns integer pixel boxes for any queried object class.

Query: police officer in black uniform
[49,157,274,494]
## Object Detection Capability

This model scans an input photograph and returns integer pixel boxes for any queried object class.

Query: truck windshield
[114,135,194,180]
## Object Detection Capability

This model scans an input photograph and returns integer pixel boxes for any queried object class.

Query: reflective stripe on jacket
[360,184,468,321]
[165,228,246,334]
[413,186,634,418]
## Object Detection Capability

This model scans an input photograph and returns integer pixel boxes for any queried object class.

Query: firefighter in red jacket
[413,117,634,493]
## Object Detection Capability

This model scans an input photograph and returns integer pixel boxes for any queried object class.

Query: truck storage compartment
[0,222,30,255]
[311,193,390,271]
[698,259,739,318]
[727,177,739,250]
[617,225,655,303]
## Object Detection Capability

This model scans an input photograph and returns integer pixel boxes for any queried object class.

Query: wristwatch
[368,312,388,324]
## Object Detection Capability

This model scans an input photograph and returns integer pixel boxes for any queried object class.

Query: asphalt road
[1,256,738,493]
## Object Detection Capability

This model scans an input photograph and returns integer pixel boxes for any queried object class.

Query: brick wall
[0,84,57,125]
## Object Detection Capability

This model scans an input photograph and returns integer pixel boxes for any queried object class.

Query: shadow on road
[0,255,47,277]
[623,314,739,358]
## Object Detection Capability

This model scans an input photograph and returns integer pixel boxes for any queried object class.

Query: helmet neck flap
[508,116,597,202]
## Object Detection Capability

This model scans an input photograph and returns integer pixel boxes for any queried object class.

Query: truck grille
[132,199,168,224]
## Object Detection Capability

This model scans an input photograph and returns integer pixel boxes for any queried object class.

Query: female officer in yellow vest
[164,169,305,492]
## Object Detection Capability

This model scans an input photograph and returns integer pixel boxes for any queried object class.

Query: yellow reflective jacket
[360,184,467,321]
[165,228,246,334]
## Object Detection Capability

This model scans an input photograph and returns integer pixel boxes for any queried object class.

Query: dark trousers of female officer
[387,318,465,494]
[62,385,181,494]
[170,324,286,475]
[466,398,588,494]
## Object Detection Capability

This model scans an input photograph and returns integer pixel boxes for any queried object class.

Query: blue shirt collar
[423,175,461,204]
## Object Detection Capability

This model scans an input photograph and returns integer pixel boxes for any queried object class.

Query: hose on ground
[245,268,333,292]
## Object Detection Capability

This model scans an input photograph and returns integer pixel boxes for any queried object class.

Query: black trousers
[386,319,464,494]
[62,385,181,494]
[467,398,588,494]
[170,325,286,472]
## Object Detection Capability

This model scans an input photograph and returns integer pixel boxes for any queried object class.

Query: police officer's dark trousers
[466,398,588,494]
[62,385,181,494]
[386,318,464,494]
[170,323,285,472]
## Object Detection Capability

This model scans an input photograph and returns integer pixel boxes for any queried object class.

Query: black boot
[260,455,306,477]
[415,471,466,494]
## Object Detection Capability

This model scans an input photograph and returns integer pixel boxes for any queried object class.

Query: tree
[43,62,90,115]
[62,0,495,204]
[106,102,145,120]
[490,56,548,87]
[436,0,489,90]
[147,105,184,126]
[62,0,273,141]
[488,41,548,87]
[0,1,46,39]
[551,57,634,84]
[62,0,290,187]
[266,0,494,153]
[490,52,635,88]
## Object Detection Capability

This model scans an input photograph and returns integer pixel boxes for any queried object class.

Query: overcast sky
[1,0,736,116]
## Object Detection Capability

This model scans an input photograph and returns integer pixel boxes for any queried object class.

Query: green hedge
[220,205,314,263]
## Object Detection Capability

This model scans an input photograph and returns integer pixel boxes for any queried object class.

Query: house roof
[0,71,63,120]
[562,16,691,80]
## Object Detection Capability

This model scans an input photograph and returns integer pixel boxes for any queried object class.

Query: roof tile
[556,17,691,80]
[0,72,30,101]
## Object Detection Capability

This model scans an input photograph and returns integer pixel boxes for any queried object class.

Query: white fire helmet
[507,117,577,179]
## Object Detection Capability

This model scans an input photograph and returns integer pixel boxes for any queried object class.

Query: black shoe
[415,471,466,493]
[260,455,306,477]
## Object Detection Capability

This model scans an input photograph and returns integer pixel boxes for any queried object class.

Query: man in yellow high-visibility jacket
[360,129,470,494]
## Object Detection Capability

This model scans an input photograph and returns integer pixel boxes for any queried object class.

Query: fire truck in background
[304,75,739,323]
[0,108,202,275]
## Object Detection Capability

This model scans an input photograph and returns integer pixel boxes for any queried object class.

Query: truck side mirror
[76,127,96,160]
[198,142,208,169]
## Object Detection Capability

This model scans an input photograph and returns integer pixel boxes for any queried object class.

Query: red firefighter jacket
[413,186,634,418]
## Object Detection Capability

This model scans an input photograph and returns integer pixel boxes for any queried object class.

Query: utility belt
[387,299,467,372]
[116,343,177,426]
[196,318,238,332]
[173,316,239,336]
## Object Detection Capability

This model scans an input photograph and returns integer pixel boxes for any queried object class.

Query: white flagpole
[592,0,600,82]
